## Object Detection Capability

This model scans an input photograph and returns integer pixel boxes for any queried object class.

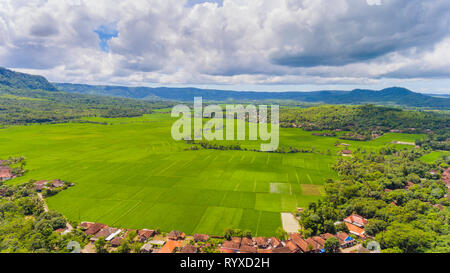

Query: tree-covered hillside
[0,85,172,125]
[281,105,449,134]
[0,67,57,91]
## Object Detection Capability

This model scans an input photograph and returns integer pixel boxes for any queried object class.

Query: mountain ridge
[54,83,450,109]
[0,67,448,109]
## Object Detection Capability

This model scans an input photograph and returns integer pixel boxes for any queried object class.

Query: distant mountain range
[0,67,448,109]
[55,83,450,109]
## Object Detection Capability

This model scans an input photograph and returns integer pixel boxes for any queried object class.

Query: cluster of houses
[76,214,369,254]
[79,222,198,253]
[34,179,73,192]
[219,214,369,253]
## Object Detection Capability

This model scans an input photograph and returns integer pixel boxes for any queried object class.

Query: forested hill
[0,67,57,91]
[0,85,172,125]
[55,83,450,109]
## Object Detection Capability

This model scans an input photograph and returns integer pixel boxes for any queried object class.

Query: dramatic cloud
[0,0,449,92]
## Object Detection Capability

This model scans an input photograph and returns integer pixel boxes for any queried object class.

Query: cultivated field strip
[0,114,423,236]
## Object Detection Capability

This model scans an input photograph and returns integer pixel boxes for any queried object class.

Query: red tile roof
[289,233,309,253]
[305,238,321,251]
[158,240,183,254]
[312,236,326,248]
[345,222,366,238]
[0,166,11,178]
[231,237,242,244]
[194,234,209,242]
[92,227,120,239]
[221,241,240,250]
[241,237,254,246]
[138,229,155,241]
[269,237,282,248]
[320,233,336,241]
[110,237,123,247]
[180,245,198,253]
[168,230,185,240]
[285,241,300,253]
[85,223,107,236]
[272,247,292,253]
[51,179,65,188]
[344,214,368,227]
[239,245,257,253]
[253,237,269,247]
[219,248,236,253]
[336,232,353,244]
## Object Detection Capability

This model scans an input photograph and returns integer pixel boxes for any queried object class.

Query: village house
[253,237,269,249]
[220,240,240,252]
[305,238,322,253]
[241,237,253,247]
[0,166,13,181]
[193,234,209,242]
[336,232,355,248]
[168,230,185,241]
[148,240,166,248]
[344,214,368,228]
[345,222,366,238]
[289,233,309,253]
[140,243,154,253]
[231,237,242,245]
[219,248,236,254]
[83,223,107,236]
[269,237,283,248]
[312,236,326,250]
[110,237,123,247]
[238,245,257,253]
[51,179,65,188]
[158,240,183,254]
[180,245,198,253]
[138,229,156,242]
[343,214,368,238]
[34,180,48,192]
[271,247,292,253]
[90,227,121,242]
[285,240,301,253]
[320,233,336,241]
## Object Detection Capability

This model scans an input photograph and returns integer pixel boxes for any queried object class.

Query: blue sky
[94,22,119,52]
[2,0,450,94]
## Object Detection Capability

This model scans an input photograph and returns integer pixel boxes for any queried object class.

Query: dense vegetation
[0,182,88,253]
[280,105,449,150]
[0,67,57,91]
[298,148,449,253]
[0,85,173,125]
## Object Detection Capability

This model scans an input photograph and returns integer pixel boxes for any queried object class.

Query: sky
[0,0,449,94]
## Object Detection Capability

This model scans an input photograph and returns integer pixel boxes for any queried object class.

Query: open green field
[0,113,425,236]
[419,151,450,163]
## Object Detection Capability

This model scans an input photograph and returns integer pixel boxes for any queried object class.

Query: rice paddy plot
[0,113,425,236]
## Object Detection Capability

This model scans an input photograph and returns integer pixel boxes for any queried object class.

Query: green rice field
[0,113,426,236]
[419,151,450,163]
